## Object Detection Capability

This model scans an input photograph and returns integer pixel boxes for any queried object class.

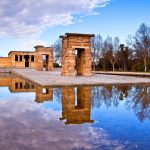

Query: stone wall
[8,52,36,68]
[0,57,12,67]
[60,33,94,76]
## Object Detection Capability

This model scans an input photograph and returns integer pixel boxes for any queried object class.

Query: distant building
[0,45,53,71]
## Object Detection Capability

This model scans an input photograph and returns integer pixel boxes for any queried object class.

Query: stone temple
[0,45,53,71]
[0,33,94,76]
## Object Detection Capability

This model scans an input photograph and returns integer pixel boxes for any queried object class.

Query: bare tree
[101,36,120,71]
[91,34,103,71]
[111,37,120,71]
[52,38,62,66]
[101,36,112,71]
[119,44,130,71]
[128,23,150,72]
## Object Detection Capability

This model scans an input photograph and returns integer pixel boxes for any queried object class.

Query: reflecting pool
[0,73,150,150]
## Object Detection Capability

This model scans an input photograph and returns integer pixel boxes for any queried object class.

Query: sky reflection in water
[0,73,150,150]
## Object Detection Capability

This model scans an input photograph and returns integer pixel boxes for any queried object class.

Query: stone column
[35,45,44,71]
[46,47,53,71]
[83,48,92,76]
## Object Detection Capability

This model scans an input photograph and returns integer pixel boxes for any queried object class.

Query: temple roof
[8,51,35,55]
[60,33,95,38]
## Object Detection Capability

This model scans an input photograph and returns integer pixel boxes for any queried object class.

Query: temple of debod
[1,33,150,86]
[0,33,94,77]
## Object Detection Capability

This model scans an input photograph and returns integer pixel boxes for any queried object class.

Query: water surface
[0,73,150,150]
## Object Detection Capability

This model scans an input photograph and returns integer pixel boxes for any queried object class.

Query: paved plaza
[11,69,150,86]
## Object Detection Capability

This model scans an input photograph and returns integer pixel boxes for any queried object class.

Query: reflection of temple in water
[0,73,53,103]
[60,87,94,125]
[2,73,150,123]
[35,86,53,103]
[0,73,93,125]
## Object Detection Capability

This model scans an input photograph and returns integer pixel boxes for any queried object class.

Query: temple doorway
[43,54,49,71]
[24,55,29,67]
[75,48,85,76]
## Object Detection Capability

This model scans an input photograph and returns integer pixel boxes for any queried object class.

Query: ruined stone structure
[0,45,53,71]
[0,32,94,75]
[35,46,53,71]
[60,33,95,76]
[60,86,94,124]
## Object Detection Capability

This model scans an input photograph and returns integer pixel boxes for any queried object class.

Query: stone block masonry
[35,45,53,71]
[60,33,95,77]
[0,57,12,68]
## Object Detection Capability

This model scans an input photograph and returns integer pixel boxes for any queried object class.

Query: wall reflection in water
[60,87,94,124]
[0,73,53,103]
[0,73,150,123]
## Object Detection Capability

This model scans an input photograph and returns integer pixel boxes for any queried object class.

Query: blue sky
[0,0,150,56]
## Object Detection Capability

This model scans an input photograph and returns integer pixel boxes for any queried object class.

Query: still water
[0,73,150,150]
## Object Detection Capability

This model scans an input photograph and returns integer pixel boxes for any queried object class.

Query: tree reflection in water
[125,84,150,122]
[91,84,150,122]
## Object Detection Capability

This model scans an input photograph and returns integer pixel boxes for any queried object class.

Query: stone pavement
[12,69,150,86]
[93,71,150,77]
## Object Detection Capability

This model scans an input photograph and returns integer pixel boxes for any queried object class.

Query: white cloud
[16,38,49,51]
[0,0,110,37]
[0,98,125,150]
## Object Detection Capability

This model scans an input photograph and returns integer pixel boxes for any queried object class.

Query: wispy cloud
[0,0,111,37]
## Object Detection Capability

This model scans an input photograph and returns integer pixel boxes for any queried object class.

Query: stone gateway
[60,33,95,76]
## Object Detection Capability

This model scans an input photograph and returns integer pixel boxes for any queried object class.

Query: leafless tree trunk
[91,34,103,71]
[52,38,62,65]
[111,59,116,71]
[144,55,147,72]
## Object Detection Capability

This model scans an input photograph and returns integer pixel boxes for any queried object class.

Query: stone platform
[11,69,150,87]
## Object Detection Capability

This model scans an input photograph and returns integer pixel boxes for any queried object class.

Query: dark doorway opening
[24,55,29,67]
[43,55,49,71]
[75,48,85,75]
